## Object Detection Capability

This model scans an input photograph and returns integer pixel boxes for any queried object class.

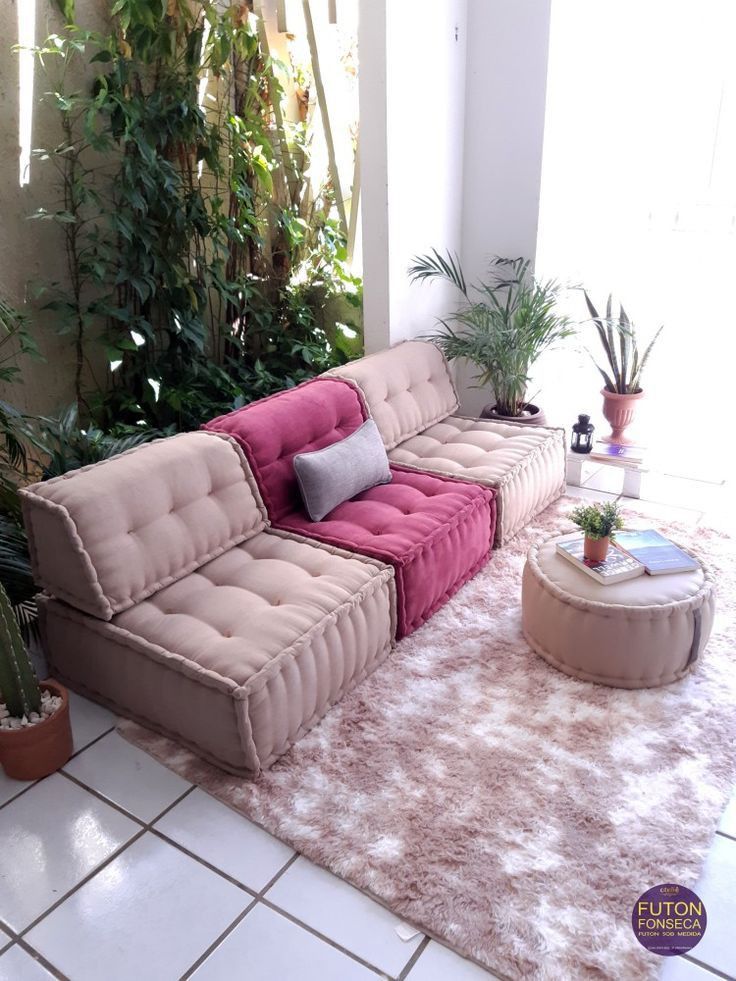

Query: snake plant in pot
[409,253,574,425]
[0,583,72,780]
[584,293,663,445]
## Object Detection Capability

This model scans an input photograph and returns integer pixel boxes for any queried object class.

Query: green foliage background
[33,0,362,431]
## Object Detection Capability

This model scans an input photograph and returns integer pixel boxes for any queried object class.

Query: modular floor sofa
[20,432,397,775]
[203,376,496,639]
[20,341,566,776]
[326,340,566,546]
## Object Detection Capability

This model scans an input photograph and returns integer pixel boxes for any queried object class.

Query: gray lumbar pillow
[293,419,392,522]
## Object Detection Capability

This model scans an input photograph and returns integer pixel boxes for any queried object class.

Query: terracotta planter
[480,403,548,427]
[600,388,643,445]
[584,535,610,562]
[0,680,73,781]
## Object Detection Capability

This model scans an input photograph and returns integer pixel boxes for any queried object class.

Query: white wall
[358,0,391,351]
[385,0,468,343]
[359,0,552,412]
[359,0,467,351]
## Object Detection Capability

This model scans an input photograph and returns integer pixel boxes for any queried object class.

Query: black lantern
[571,413,594,454]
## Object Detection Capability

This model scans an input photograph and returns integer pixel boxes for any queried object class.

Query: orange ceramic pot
[0,679,73,781]
[601,388,643,444]
[584,535,610,562]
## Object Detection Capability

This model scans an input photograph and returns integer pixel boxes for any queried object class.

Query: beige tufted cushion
[20,431,268,621]
[40,530,396,774]
[389,416,566,545]
[113,530,389,686]
[522,534,716,688]
[326,340,459,449]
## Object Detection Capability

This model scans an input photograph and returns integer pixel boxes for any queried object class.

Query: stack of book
[556,529,698,586]
[589,441,645,465]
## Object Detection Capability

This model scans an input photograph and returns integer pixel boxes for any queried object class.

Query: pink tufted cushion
[326,340,460,449]
[281,467,495,637]
[203,381,495,637]
[204,377,366,522]
[20,431,268,621]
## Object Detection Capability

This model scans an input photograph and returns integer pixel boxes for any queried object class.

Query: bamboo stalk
[301,0,348,235]
[328,0,337,24]
[276,0,288,33]
[254,1,299,204]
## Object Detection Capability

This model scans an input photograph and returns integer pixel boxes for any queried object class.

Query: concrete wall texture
[1,0,110,416]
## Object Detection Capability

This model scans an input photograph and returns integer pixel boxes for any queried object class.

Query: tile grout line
[177,854,302,980]
[180,850,392,980]
[1,932,71,980]
[0,723,117,814]
[397,935,430,979]
[15,779,198,942]
[13,771,400,980]
[682,953,736,980]
[257,894,397,978]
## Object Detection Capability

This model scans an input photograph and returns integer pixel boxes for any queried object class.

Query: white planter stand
[566,451,646,499]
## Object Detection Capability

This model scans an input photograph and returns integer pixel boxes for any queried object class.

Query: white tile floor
[0,475,733,981]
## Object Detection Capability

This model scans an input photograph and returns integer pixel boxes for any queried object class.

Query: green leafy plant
[409,253,573,417]
[569,501,624,542]
[583,293,663,395]
[29,0,361,432]
[1,296,42,514]
[0,581,42,718]
[23,405,162,480]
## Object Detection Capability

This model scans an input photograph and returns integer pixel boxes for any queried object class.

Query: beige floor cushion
[40,529,396,776]
[22,431,397,776]
[389,416,566,546]
[522,533,716,689]
[327,341,565,545]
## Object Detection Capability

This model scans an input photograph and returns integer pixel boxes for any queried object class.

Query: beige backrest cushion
[20,431,268,621]
[326,340,459,450]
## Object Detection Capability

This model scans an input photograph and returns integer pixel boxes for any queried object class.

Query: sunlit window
[18,0,36,186]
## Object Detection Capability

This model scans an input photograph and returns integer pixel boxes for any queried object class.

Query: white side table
[566,451,647,499]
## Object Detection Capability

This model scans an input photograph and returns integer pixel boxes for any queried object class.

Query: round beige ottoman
[522,533,716,689]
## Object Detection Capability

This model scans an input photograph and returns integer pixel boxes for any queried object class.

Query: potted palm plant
[569,500,624,562]
[409,253,574,425]
[0,583,73,780]
[584,293,663,444]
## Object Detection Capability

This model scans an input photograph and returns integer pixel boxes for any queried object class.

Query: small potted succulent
[569,500,624,562]
[0,583,73,780]
[584,292,663,444]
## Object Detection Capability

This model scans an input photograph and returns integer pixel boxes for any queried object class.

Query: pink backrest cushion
[203,377,366,522]
[20,431,268,621]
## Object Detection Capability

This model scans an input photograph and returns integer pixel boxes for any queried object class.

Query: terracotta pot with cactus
[584,293,663,445]
[569,500,624,562]
[0,584,73,780]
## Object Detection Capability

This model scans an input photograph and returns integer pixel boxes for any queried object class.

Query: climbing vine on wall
[32,0,361,431]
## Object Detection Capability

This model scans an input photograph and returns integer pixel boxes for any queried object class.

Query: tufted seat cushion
[39,530,396,775]
[204,380,496,638]
[280,467,495,637]
[389,416,566,546]
[325,341,565,547]
[20,432,268,620]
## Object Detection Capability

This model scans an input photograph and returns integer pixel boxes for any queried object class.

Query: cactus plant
[0,582,41,719]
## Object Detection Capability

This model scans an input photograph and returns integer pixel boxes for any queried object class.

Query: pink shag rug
[120,498,736,980]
